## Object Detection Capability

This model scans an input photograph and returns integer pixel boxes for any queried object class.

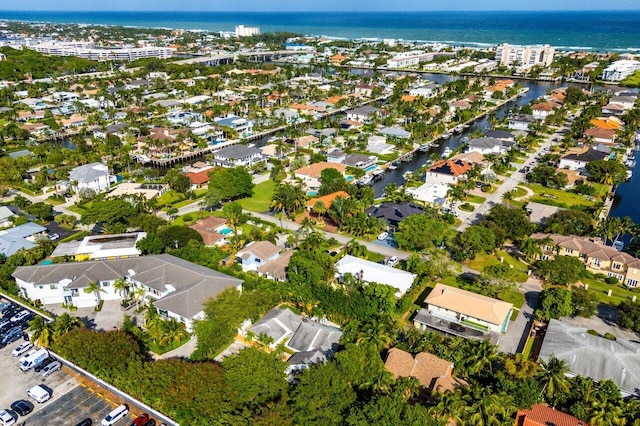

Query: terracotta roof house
[531,101,561,119]
[515,404,587,426]
[425,159,474,185]
[583,127,617,145]
[589,116,624,130]
[414,283,513,344]
[530,232,640,287]
[294,162,347,192]
[185,168,215,188]
[384,348,463,393]
[306,191,350,210]
[189,216,228,246]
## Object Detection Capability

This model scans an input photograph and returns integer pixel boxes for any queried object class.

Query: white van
[101,404,129,425]
[20,348,48,372]
[27,384,51,403]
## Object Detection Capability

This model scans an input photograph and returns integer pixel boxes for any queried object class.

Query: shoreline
[3,13,640,54]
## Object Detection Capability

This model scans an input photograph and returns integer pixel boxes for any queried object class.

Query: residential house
[609,95,637,110]
[365,202,424,229]
[213,114,254,137]
[0,222,47,257]
[306,191,350,211]
[0,206,15,228]
[294,162,346,192]
[531,101,560,119]
[50,232,146,261]
[354,83,375,97]
[12,254,243,331]
[345,106,380,123]
[408,84,437,98]
[515,404,586,426]
[425,159,474,185]
[508,114,536,131]
[413,283,513,344]
[167,111,202,126]
[584,127,617,145]
[236,241,280,272]
[384,348,463,393]
[212,144,264,168]
[558,148,608,172]
[484,130,515,142]
[68,162,116,194]
[335,255,416,298]
[107,182,169,200]
[380,126,411,139]
[185,167,215,189]
[405,183,449,207]
[343,153,377,169]
[326,150,347,164]
[601,103,626,117]
[467,137,514,155]
[189,216,228,246]
[539,319,640,397]
[531,232,640,287]
[257,250,294,281]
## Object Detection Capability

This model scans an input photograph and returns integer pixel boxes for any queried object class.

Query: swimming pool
[365,165,377,173]
[40,259,53,265]
[218,227,233,235]
[345,176,354,182]
[308,190,318,197]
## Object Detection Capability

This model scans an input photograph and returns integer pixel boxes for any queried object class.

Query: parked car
[33,356,56,373]
[0,319,9,329]
[9,400,33,417]
[0,328,23,347]
[386,256,399,267]
[0,409,16,426]
[40,360,61,377]
[48,233,60,241]
[0,303,15,314]
[75,419,93,426]
[377,232,389,241]
[9,311,29,324]
[141,420,155,426]
[26,385,50,403]
[130,414,150,426]
[11,342,32,357]
[101,404,129,426]
[15,313,34,327]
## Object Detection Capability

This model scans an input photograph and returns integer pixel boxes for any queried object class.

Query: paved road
[457,128,561,231]
[497,277,542,354]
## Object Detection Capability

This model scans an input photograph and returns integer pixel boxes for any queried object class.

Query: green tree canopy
[536,287,574,321]
[544,209,594,236]
[536,255,585,285]
[395,215,451,252]
[206,167,254,204]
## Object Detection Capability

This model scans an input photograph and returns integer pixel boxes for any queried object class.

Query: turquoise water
[308,190,318,197]
[365,165,377,173]
[40,259,53,265]
[218,227,232,235]
[3,11,640,51]
[345,176,354,182]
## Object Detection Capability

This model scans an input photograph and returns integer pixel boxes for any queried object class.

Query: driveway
[497,277,542,355]
[46,300,146,331]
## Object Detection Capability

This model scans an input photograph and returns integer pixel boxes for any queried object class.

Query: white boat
[418,143,431,152]
[388,164,397,170]
[372,168,385,176]
[626,169,633,180]
[441,147,452,158]
[358,175,374,185]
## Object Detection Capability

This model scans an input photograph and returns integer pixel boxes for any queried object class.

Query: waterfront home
[558,147,608,172]
[408,84,438,98]
[236,241,280,272]
[20,122,50,137]
[93,122,129,140]
[425,159,474,185]
[213,114,254,137]
[515,404,586,426]
[0,222,47,257]
[306,191,350,211]
[590,116,624,131]
[189,216,228,246]
[600,59,640,81]
[68,162,116,194]
[343,153,377,169]
[602,102,626,117]
[467,136,514,155]
[50,232,146,261]
[484,130,515,142]
[365,202,424,229]
[584,127,617,145]
[539,319,640,397]
[335,255,416,298]
[294,162,346,192]
[380,126,411,139]
[167,111,202,126]
[384,348,463,393]
[212,144,264,168]
[413,283,513,344]
[13,254,243,330]
[608,94,637,110]
[531,232,640,287]
[508,114,536,131]
[531,101,561,119]
[405,183,449,207]
[345,106,380,123]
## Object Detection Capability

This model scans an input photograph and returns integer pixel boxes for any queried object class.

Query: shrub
[603,332,616,341]
[182,213,194,222]
[459,203,474,212]
[587,329,599,336]
[605,276,619,285]
[94,300,104,312]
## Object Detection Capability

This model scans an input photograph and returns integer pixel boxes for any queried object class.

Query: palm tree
[52,313,83,339]
[311,200,326,217]
[356,319,396,351]
[519,237,543,262]
[84,281,106,305]
[465,339,501,376]
[430,388,469,425]
[131,286,147,310]
[589,400,626,426]
[157,319,190,347]
[28,316,53,347]
[446,184,465,206]
[113,278,129,299]
[464,386,516,426]
[270,183,306,219]
[538,357,571,402]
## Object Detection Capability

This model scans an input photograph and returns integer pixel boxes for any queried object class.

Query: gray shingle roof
[214,144,261,160]
[68,162,109,184]
[287,320,342,353]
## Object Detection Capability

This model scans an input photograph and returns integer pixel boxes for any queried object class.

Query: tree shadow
[79,316,97,330]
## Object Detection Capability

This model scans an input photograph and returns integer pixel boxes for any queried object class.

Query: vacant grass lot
[580,277,639,306]
[466,250,530,283]
[238,180,276,213]
[526,183,598,209]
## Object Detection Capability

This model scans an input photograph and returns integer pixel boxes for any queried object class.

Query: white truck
[20,348,48,372]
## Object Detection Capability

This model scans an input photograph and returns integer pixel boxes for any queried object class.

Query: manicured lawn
[238,180,276,213]
[172,211,214,226]
[580,277,639,306]
[526,183,598,209]
[510,186,528,198]
[67,205,87,215]
[499,290,526,309]
[466,194,486,204]
[156,190,187,207]
[466,250,530,283]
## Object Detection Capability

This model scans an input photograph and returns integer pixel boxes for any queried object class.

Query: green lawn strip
[522,334,534,359]
[172,211,214,226]
[59,230,90,243]
[46,196,65,205]
[526,183,597,208]
[466,194,486,204]
[499,290,526,309]
[156,189,187,207]
[580,277,638,306]
[509,308,520,321]
[66,205,87,215]
[237,180,276,213]
[466,251,529,283]
[510,186,528,198]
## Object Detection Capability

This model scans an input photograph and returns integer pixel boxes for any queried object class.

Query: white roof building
[335,255,416,298]
[406,183,449,207]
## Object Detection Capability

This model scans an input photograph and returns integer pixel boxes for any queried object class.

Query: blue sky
[3,0,640,11]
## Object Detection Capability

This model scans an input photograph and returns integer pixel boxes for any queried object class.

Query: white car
[0,409,16,426]
[101,404,129,426]
[12,342,32,357]
[387,256,399,267]
[10,310,28,323]
[377,232,389,241]
[40,360,61,377]
[48,233,60,241]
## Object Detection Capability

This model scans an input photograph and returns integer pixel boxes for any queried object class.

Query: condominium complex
[31,42,174,61]
[600,59,640,81]
[235,25,260,37]
[387,51,435,68]
[495,43,555,68]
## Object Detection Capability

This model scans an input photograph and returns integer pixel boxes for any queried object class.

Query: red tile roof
[185,169,214,185]
[515,404,587,426]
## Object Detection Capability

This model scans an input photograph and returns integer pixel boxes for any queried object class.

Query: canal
[608,147,640,226]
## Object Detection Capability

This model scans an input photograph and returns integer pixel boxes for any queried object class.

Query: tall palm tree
[464,386,516,426]
[589,400,626,426]
[156,319,190,347]
[519,237,543,262]
[356,319,396,351]
[28,316,53,347]
[52,313,83,339]
[430,388,469,425]
[131,286,147,310]
[84,281,106,305]
[538,357,571,402]
[465,339,501,376]
[113,278,129,299]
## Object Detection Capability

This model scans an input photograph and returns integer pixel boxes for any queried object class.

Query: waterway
[608,148,640,226]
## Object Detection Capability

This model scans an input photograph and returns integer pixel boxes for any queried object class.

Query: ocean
[2,10,640,52]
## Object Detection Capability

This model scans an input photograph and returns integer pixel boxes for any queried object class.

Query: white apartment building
[32,42,173,61]
[235,25,260,37]
[387,51,434,68]
[495,43,555,68]
[601,60,640,81]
